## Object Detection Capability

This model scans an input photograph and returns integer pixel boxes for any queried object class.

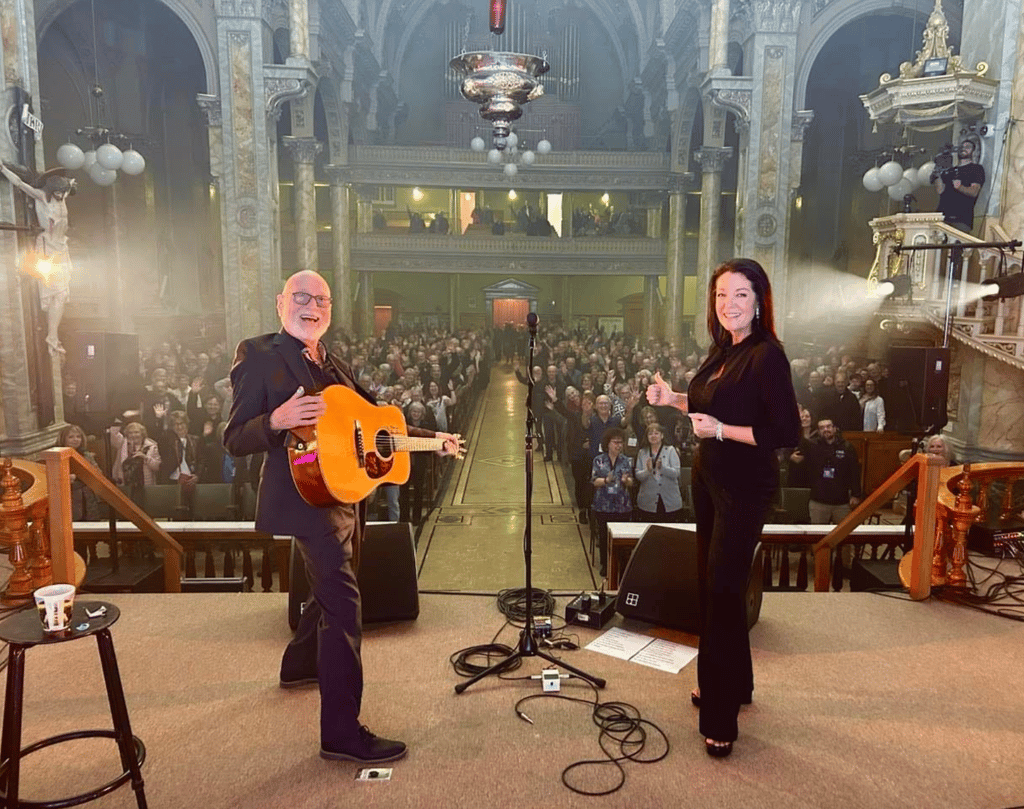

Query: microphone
[526,311,538,335]
[490,0,507,34]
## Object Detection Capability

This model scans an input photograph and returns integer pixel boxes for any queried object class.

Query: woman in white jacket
[634,423,684,521]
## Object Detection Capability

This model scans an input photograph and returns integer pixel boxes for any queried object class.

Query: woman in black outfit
[647,258,800,757]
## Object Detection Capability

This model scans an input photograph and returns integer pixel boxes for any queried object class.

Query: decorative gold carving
[0,458,51,605]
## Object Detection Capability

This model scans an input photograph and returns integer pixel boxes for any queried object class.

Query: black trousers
[282,516,363,749]
[691,464,774,742]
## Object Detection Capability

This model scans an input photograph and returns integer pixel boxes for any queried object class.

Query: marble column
[732,5,802,336]
[354,189,375,337]
[664,189,686,350]
[449,274,459,330]
[327,178,354,336]
[693,146,733,348]
[561,276,573,327]
[216,8,277,348]
[283,137,322,272]
[289,0,310,62]
[999,9,1024,237]
[709,0,731,74]
[641,276,659,344]
[0,0,64,453]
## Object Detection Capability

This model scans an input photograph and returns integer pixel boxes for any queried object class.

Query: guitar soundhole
[364,430,396,480]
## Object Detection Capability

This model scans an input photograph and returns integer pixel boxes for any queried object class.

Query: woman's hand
[645,372,674,407]
[689,413,721,440]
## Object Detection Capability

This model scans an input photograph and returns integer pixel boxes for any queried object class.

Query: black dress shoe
[321,726,407,764]
[279,673,319,690]
[705,738,733,758]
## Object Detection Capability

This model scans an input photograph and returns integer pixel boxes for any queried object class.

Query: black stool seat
[0,600,147,808]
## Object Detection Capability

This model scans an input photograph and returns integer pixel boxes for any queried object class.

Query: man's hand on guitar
[436,432,466,459]
[270,386,326,431]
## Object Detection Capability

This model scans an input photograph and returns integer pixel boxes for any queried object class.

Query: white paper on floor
[584,626,697,673]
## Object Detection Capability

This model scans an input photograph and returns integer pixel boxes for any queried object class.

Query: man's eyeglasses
[291,291,332,308]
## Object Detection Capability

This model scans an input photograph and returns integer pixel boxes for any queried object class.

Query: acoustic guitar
[287,385,464,506]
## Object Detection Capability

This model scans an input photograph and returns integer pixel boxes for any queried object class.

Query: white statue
[0,162,76,355]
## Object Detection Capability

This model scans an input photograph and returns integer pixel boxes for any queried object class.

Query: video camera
[929,144,956,183]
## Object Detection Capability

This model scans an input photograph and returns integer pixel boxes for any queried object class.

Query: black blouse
[687,332,801,492]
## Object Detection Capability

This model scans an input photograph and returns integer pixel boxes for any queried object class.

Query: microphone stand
[455,314,605,694]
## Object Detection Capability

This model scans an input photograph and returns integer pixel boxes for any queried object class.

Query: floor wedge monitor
[615,525,763,634]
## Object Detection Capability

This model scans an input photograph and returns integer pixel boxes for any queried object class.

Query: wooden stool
[0,601,147,808]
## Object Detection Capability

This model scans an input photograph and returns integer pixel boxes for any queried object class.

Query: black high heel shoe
[705,738,733,758]
[690,688,752,708]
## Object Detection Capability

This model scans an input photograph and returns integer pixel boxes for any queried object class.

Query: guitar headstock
[447,433,467,460]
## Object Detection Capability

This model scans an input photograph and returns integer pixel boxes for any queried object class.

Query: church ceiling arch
[794,0,956,110]
[36,0,217,95]
[372,0,640,103]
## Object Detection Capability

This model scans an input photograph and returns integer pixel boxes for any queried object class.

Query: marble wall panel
[977,356,1024,452]
[1001,22,1024,239]
[229,33,257,198]
[757,46,785,206]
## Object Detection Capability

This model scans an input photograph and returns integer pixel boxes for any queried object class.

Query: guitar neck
[393,436,445,454]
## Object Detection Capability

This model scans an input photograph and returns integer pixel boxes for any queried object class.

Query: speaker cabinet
[887,346,950,433]
[614,525,763,634]
[289,522,419,630]
[65,332,142,417]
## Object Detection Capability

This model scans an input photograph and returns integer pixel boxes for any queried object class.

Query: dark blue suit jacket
[223,331,376,536]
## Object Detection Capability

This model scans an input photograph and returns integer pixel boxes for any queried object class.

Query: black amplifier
[967,521,1024,558]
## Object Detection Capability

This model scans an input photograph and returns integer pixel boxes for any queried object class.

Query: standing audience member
[634,423,684,521]
[590,427,634,579]
[111,422,161,495]
[646,257,800,758]
[860,378,886,432]
[58,424,102,522]
[791,417,862,528]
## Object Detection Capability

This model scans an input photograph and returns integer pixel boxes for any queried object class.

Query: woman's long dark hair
[706,258,781,350]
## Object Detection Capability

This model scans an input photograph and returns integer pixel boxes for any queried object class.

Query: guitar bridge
[353,419,365,468]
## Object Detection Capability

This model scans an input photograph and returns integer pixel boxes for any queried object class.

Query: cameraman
[932,137,985,234]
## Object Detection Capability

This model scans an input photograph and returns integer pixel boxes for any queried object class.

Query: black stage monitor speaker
[288,522,420,630]
[615,525,763,634]
[848,558,902,592]
[65,332,142,417]
[887,346,950,433]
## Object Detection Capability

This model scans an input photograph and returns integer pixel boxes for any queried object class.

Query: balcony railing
[870,213,1024,368]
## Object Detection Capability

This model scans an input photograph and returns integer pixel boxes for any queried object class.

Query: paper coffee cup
[33,584,76,633]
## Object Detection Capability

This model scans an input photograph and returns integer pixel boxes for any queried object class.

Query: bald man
[224,270,458,765]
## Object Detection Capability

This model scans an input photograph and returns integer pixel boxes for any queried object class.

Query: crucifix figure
[1,162,76,355]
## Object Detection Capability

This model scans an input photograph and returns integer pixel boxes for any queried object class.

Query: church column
[709,0,731,73]
[664,179,686,350]
[449,274,460,330]
[732,1,803,336]
[283,137,322,272]
[289,0,310,62]
[641,276,659,344]
[561,276,572,328]
[354,189,374,337]
[0,0,63,453]
[326,173,354,336]
[693,144,733,347]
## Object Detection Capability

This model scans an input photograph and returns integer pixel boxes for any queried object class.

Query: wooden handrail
[42,447,184,593]
[812,453,944,598]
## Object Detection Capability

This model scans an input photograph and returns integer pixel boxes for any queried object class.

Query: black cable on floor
[496,587,556,625]
[513,679,669,796]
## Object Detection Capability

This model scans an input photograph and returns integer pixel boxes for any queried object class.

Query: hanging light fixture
[54,0,146,184]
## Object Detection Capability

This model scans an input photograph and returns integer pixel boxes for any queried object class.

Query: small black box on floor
[289,522,420,630]
[967,521,1024,557]
[614,525,763,634]
[849,558,903,592]
[565,592,617,628]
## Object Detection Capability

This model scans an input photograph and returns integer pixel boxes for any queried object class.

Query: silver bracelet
[715,422,724,441]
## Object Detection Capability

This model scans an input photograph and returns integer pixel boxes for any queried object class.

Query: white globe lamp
[56,143,85,171]
[536,139,552,155]
[878,160,904,187]
[862,167,884,192]
[120,149,146,176]
[470,136,486,152]
[96,143,124,171]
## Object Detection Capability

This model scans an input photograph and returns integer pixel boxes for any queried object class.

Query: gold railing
[0,458,54,604]
[42,447,184,593]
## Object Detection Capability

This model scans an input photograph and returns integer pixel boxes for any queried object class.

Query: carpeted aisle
[4,592,1023,808]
